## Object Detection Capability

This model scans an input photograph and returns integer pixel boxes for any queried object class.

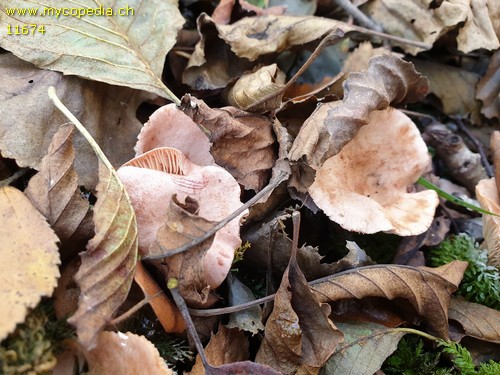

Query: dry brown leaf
[135,104,215,167]
[183,14,352,90]
[289,54,429,176]
[361,0,468,55]
[179,95,276,191]
[25,124,89,242]
[476,177,500,267]
[68,161,138,349]
[456,0,500,52]
[84,331,173,375]
[413,59,482,125]
[0,186,60,341]
[134,261,185,333]
[0,53,155,189]
[310,261,468,339]
[188,325,249,374]
[118,147,247,296]
[256,236,343,373]
[448,298,500,343]
[309,108,438,235]
[224,64,286,112]
[476,50,500,119]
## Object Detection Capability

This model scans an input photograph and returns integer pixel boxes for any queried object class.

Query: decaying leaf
[134,261,185,333]
[0,186,60,341]
[0,0,184,101]
[476,49,500,119]
[412,59,482,124]
[68,161,138,349]
[0,53,155,189]
[212,0,286,25]
[135,104,215,167]
[321,322,407,375]
[448,298,500,343]
[25,124,89,242]
[309,108,439,235]
[179,95,276,191]
[118,147,247,295]
[289,54,429,175]
[83,331,173,375]
[152,196,219,308]
[188,324,249,374]
[256,227,343,373]
[310,261,469,338]
[224,64,286,112]
[226,273,265,334]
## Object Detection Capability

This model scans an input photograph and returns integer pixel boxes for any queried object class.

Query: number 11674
[6,24,46,35]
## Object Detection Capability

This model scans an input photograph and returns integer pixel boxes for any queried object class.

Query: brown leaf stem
[142,170,288,261]
[108,291,164,327]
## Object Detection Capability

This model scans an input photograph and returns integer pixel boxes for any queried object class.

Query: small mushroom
[309,108,439,235]
[117,147,247,289]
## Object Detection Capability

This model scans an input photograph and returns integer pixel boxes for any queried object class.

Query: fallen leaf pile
[1,0,499,373]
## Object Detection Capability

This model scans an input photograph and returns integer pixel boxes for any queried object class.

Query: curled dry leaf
[476,49,500,119]
[68,161,138,349]
[0,186,60,341]
[83,331,173,375]
[135,104,215,167]
[212,0,287,25]
[224,64,286,112]
[188,324,249,375]
[448,298,500,344]
[134,262,185,333]
[0,0,184,101]
[310,261,469,339]
[179,95,276,191]
[309,108,439,235]
[118,147,247,291]
[289,54,429,175]
[322,322,407,375]
[25,124,89,243]
[256,237,343,373]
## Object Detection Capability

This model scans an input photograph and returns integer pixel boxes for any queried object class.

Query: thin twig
[108,291,163,326]
[350,25,432,50]
[455,118,494,178]
[142,170,288,260]
[400,109,436,121]
[189,294,276,317]
[168,279,210,368]
[333,0,383,32]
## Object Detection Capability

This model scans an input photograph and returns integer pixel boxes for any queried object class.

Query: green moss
[428,234,500,310]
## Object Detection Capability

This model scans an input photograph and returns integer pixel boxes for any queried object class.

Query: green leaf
[417,177,499,216]
[0,0,184,103]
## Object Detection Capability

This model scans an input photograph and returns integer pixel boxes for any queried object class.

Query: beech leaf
[320,322,407,375]
[0,186,60,341]
[25,124,89,242]
[310,261,469,339]
[448,298,500,344]
[83,331,174,375]
[0,0,184,102]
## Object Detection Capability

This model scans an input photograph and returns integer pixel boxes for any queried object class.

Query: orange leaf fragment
[0,186,60,340]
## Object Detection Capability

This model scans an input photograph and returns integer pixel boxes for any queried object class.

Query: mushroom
[309,107,439,235]
[117,147,247,289]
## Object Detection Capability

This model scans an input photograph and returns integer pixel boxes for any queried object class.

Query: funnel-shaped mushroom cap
[118,147,247,288]
[309,108,439,235]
